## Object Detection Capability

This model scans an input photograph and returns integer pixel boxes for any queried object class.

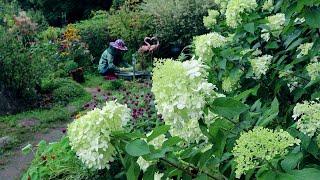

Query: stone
[19,118,40,128]
[0,136,14,149]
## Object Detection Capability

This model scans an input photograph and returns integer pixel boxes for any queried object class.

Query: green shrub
[22,137,93,180]
[74,11,110,60]
[141,0,214,47]
[107,8,153,50]
[41,78,87,104]
[101,79,124,91]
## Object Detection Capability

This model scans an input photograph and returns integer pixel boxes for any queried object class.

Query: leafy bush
[23,0,112,26]
[41,78,87,104]
[22,137,93,180]
[141,0,214,47]
[107,8,153,50]
[74,11,110,60]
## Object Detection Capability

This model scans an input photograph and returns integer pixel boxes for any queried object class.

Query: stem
[115,144,126,169]
[160,158,196,177]
[160,158,220,180]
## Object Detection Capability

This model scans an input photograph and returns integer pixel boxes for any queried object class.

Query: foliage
[22,137,93,180]
[41,78,87,105]
[74,11,110,60]
[141,0,215,47]
[107,8,153,50]
[23,0,112,26]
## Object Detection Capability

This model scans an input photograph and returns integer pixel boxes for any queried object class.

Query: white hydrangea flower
[262,0,274,11]
[225,0,258,28]
[297,42,314,58]
[137,157,151,172]
[215,0,228,14]
[203,9,220,29]
[154,172,164,180]
[294,17,305,24]
[249,55,273,79]
[67,101,131,170]
[261,29,270,42]
[293,100,320,137]
[194,32,227,62]
[266,13,286,37]
[147,131,167,149]
[306,56,320,81]
[152,59,219,144]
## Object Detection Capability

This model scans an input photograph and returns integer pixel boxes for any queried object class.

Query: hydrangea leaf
[147,125,170,142]
[209,97,248,119]
[125,139,150,157]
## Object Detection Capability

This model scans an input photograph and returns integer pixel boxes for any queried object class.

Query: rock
[0,136,14,149]
[19,118,40,128]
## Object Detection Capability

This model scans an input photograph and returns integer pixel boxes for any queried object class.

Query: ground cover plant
[1,0,320,179]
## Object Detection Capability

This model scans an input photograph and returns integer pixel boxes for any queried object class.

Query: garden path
[0,123,68,180]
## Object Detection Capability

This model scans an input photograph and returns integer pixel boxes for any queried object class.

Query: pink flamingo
[149,37,160,53]
[138,37,151,54]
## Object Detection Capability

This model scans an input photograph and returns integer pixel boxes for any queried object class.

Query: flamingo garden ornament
[138,36,160,54]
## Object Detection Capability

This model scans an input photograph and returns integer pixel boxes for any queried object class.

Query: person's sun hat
[110,39,128,51]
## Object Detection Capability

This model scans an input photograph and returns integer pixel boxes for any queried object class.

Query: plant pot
[70,67,85,83]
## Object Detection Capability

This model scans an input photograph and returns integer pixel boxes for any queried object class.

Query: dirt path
[0,123,68,180]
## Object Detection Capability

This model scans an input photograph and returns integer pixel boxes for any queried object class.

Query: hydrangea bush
[68,101,130,169]
[25,0,320,179]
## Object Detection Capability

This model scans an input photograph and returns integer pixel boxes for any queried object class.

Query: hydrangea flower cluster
[137,156,152,172]
[293,100,320,137]
[262,0,274,11]
[222,76,239,92]
[225,0,257,28]
[68,101,131,170]
[249,55,273,79]
[152,59,216,144]
[147,131,167,149]
[297,42,313,58]
[232,127,300,178]
[265,13,286,37]
[306,57,320,81]
[194,32,227,62]
[203,9,220,29]
[214,0,228,13]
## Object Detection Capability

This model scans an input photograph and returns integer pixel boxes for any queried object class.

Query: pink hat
[110,39,128,51]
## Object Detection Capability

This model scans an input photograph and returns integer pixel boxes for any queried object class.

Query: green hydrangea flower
[225,0,257,28]
[293,100,320,137]
[232,127,300,178]
[249,54,273,79]
[67,101,131,170]
[266,13,286,37]
[306,57,320,81]
[203,9,220,29]
[297,42,314,58]
[194,32,227,63]
[152,59,219,144]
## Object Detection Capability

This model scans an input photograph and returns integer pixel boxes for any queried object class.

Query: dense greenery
[1,0,320,179]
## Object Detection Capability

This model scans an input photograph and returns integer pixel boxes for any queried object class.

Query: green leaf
[209,97,248,119]
[209,119,234,157]
[125,139,150,157]
[147,125,170,142]
[287,168,320,180]
[286,38,304,51]
[163,136,183,147]
[266,41,279,49]
[234,85,259,102]
[304,7,320,28]
[255,98,279,127]
[281,152,304,172]
[244,23,255,34]
[126,160,140,180]
[22,144,32,155]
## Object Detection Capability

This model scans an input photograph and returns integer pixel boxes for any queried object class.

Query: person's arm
[106,53,120,72]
